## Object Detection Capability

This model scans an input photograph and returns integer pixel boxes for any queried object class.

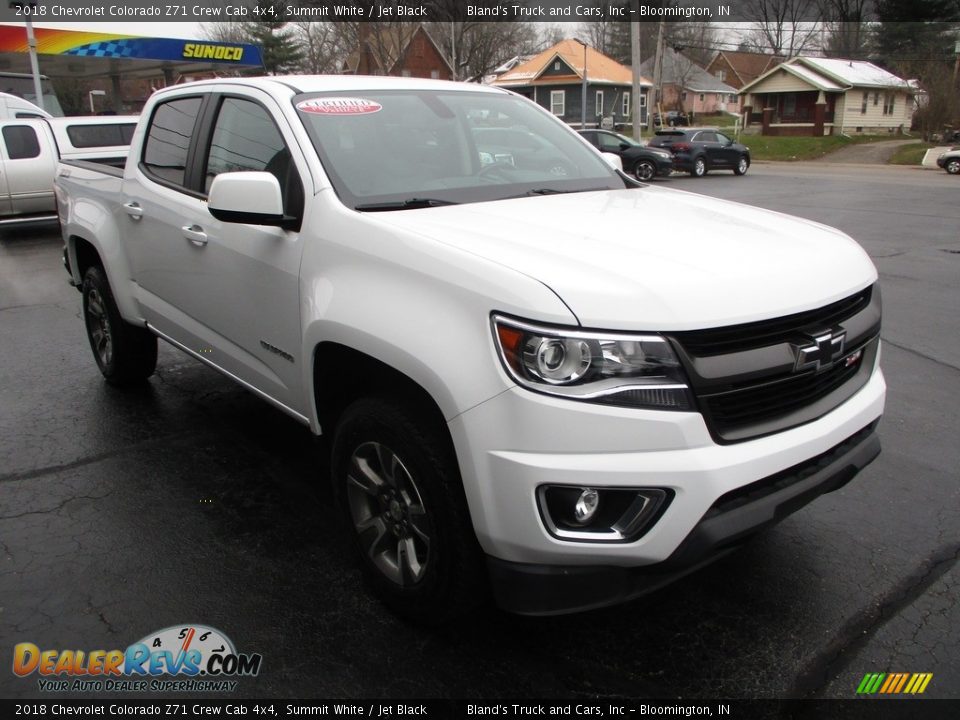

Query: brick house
[342,24,453,80]
[705,51,784,110]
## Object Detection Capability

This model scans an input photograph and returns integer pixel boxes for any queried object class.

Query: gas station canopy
[0,24,263,79]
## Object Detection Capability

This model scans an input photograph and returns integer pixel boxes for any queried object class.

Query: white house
[739,56,916,136]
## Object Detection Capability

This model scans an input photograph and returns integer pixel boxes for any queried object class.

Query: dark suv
[648,127,750,178]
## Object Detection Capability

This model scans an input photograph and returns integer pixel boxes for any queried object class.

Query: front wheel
[734,156,750,176]
[633,159,656,182]
[331,397,485,624]
[946,159,960,175]
[691,157,707,177]
[82,265,157,385]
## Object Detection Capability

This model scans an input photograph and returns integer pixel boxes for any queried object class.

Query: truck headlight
[492,314,692,410]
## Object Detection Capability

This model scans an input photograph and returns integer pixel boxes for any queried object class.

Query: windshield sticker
[296,98,382,116]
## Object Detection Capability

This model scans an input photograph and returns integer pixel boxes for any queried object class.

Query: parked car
[0,115,136,224]
[578,129,674,181]
[654,110,689,127]
[936,148,960,174]
[649,127,751,177]
[57,76,883,623]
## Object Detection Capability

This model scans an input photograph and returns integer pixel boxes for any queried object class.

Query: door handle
[181,225,208,247]
[123,201,143,220]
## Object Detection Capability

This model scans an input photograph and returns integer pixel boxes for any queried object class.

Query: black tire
[733,155,750,176]
[81,265,157,385]
[331,397,485,624]
[946,159,960,175]
[633,159,656,182]
[691,156,708,177]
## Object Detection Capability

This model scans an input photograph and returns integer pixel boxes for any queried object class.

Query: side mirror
[619,141,631,151]
[600,152,623,171]
[208,171,285,226]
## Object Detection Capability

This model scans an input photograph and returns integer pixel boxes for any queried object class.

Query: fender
[61,186,142,325]
[298,200,577,433]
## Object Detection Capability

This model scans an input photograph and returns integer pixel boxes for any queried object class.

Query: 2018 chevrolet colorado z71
[56,76,884,622]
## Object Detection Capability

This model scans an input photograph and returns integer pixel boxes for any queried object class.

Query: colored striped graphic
[856,672,933,694]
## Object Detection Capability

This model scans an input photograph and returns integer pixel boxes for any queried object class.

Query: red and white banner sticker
[296,98,382,115]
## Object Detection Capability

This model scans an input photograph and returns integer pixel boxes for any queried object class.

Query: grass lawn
[888,142,935,165]
[739,134,898,161]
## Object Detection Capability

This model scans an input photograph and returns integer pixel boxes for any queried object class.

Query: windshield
[294,89,625,210]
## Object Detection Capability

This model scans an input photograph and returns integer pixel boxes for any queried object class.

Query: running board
[146,322,312,428]
[0,214,58,226]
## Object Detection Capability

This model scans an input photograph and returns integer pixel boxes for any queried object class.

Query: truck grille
[673,286,872,356]
[669,285,880,443]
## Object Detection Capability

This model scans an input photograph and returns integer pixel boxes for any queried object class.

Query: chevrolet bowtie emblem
[793,330,846,373]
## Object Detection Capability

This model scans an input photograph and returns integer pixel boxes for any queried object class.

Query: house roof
[799,57,912,89]
[708,51,783,88]
[342,24,452,76]
[492,39,651,88]
[740,56,913,94]
[640,48,737,94]
[784,63,846,91]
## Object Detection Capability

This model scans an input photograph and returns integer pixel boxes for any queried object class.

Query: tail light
[671,142,692,152]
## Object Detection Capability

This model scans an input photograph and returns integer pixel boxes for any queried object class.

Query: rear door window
[2,125,41,159]
[142,96,202,187]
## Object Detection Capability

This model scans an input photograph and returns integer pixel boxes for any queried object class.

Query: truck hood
[372,187,877,331]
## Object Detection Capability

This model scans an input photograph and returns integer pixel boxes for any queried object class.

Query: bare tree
[744,0,823,57]
[424,22,540,82]
[332,20,418,75]
[669,22,720,66]
[818,0,873,58]
[293,22,345,74]
[204,22,250,44]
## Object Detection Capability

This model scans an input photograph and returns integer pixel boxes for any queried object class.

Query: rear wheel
[633,159,656,182]
[691,156,708,177]
[734,156,750,176]
[82,265,157,385]
[331,397,485,624]
[946,158,960,175]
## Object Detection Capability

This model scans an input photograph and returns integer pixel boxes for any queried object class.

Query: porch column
[813,101,826,136]
[813,90,826,137]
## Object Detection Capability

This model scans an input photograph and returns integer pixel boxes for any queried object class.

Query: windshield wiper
[508,186,612,199]
[355,198,458,212]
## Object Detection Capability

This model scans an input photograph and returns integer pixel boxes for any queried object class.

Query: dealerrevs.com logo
[13,625,262,693]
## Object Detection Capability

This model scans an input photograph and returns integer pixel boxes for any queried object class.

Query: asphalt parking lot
[1,161,958,701]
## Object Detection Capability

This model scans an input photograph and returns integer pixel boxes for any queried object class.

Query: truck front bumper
[448,365,885,615]
[487,420,879,615]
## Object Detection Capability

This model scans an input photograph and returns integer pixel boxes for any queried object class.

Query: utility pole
[652,20,665,131]
[631,14,642,141]
[23,11,45,112]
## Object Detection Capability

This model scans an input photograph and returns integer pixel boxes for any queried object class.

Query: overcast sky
[26,21,210,40]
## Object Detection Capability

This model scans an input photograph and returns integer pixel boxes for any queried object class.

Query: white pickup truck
[1,115,136,224]
[57,76,885,622]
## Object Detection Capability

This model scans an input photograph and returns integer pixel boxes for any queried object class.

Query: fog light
[538,486,672,543]
[573,488,599,524]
